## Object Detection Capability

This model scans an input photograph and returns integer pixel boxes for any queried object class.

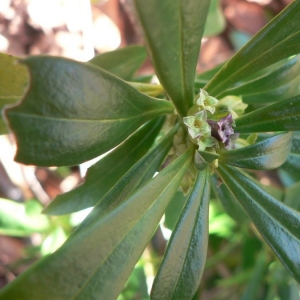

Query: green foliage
[88,45,147,80]
[1,1,300,299]
[217,164,300,281]
[151,169,210,300]
[218,132,293,170]
[0,148,193,300]
[134,0,211,117]
[205,0,300,96]
[203,0,226,37]
[44,117,168,215]
[0,53,28,134]
[0,198,50,236]
[5,56,173,166]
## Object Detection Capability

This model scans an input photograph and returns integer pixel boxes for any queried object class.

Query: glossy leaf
[205,0,300,96]
[211,175,248,223]
[0,198,50,236]
[151,168,210,300]
[218,56,300,104]
[70,124,178,235]
[46,122,177,216]
[218,132,293,170]
[235,96,300,133]
[217,164,300,283]
[0,148,193,300]
[194,150,219,171]
[88,45,147,80]
[203,0,226,37]
[0,53,28,134]
[5,56,173,166]
[44,117,165,214]
[134,0,211,117]
[281,134,300,182]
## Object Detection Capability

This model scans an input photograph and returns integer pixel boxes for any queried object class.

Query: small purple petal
[207,113,236,147]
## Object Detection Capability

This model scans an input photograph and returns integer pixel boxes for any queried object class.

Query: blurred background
[0,0,297,299]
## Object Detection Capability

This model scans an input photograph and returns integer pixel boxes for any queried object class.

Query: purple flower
[207,114,237,149]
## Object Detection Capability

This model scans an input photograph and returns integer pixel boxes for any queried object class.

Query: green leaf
[133,0,211,117]
[120,264,148,300]
[218,56,300,104]
[211,175,248,223]
[0,148,193,300]
[0,199,50,236]
[151,168,210,300]
[240,251,267,300]
[127,81,164,97]
[217,163,300,283]
[194,63,225,90]
[88,45,147,80]
[205,0,300,96]
[5,56,173,166]
[281,134,300,182]
[41,226,68,255]
[46,121,176,216]
[218,132,293,170]
[283,182,300,211]
[194,150,219,171]
[235,96,300,133]
[164,189,187,231]
[0,53,28,134]
[44,117,165,214]
[203,0,226,37]
[198,150,219,163]
[71,125,179,236]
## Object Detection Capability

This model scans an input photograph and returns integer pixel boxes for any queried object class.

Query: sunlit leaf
[0,148,193,300]
[218,132,292,169]
[5,56,173,166]
[127,81,164,97]
[44,117,165,214]
[88,45,147,80]
[151,168,210,300]
[0,53,28,134]
[217,164,300,283]
[41,226,67,255]
[134,0,211,117]
[203,0,226,37]
[235,96,300,133]
[205,1,300,96]
[0,199,50,236]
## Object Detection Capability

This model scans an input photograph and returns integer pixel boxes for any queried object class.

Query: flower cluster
[207,114,238,149]
[183,111,218,151]
[183,89,238,152]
